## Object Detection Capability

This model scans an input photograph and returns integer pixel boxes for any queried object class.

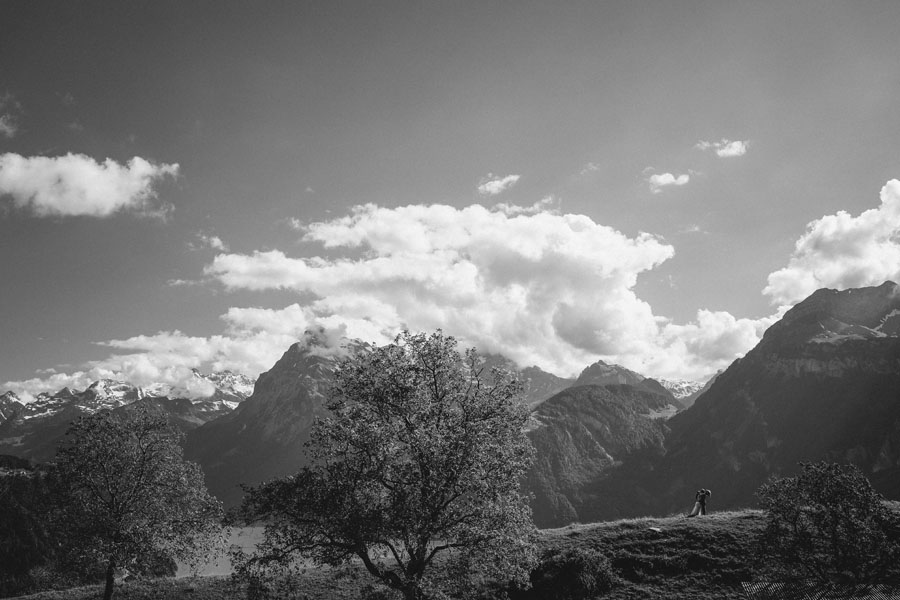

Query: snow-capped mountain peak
[657,378,706,400]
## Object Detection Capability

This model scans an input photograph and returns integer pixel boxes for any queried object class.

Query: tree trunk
[103,558,116,600]
[401,583,424,600]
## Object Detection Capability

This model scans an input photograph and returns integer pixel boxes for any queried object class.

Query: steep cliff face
[0,392,24,423]
[651,282,900,513]
[184,334,349,506]
[525,384,672,527]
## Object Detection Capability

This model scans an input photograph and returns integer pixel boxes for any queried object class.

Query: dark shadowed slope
[526,382,676,527]
[652,281,900,513]
[184,334,344,507]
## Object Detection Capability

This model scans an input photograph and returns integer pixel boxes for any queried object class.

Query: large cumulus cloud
[764,179,900,305]
[205,203,765,379]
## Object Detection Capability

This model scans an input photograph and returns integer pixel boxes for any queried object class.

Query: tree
[0,462,53,597]
[756,462,900,587]
[238,330,538,600]
[50,406,223,600]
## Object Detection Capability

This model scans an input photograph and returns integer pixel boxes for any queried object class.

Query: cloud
[204,201,771,380]
[696,138,748,158]
[763,179,900,305]
[0,153,179,218]
[166,278,202,287]
[190,231,229,252]
[477,173,521,196]
[647,172,690,194]
[493,195,558,216]
[580,162,600,176]
[0,93,21,138]
[657,309,782,376]
[0,116,16,139]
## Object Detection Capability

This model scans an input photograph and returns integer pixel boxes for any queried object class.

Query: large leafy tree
[756,462,900,587]
[50,407,223,600]
[239,331,537,600]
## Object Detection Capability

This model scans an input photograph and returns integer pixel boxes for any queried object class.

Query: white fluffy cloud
[764,179,900,305]
[203,202,770,379]
[0,152,179,217]
[648,172,690,194]
[696,139,748,158]
[477,173,521,196]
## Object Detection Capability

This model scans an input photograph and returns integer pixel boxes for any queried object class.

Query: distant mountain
[0,391,24,423]
[184,332,348,507]
[628,281,900,516]
[576,360,683,406]
[657,378,707,402]
[525,383,673,527]
[479,354,575,406]
[673,372,719,410]
[0,371,255,462]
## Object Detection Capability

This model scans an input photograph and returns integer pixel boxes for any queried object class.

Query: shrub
[756,462,900,586]
[528,547,617,599]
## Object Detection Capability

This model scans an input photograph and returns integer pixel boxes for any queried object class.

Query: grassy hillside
[11,510,768,600]
[540,509,765,599]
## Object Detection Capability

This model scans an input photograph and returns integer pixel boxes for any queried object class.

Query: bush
[528,547,617,599]
[756,462,900,586]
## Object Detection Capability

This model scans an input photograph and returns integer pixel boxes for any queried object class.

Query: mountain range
[5,282,900,529]
[0,370,255,462]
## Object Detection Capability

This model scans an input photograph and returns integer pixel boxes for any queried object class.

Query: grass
[10,510,769,599]
[542,509,767,599]
[10,566,372,600]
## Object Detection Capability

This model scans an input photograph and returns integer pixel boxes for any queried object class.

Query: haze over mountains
[3,282,900,528]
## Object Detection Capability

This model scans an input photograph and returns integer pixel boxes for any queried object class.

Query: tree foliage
[756,462,900,586]
[50,407,223,600]
[238,330,538,600]
[0,465,53,597]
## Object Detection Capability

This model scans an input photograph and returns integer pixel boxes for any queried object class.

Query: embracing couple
[687,488,711,517]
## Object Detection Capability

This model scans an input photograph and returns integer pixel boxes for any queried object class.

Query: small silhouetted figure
[687,488,711,517]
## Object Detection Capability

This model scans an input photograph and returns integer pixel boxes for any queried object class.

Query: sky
[3,1,900,400]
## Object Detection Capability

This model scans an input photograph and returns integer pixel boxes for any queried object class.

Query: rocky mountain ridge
[0,370,256,462]
[186,335,603,506]
[640,281,900,516]
[525,281,900,524]
[526,383,675,526]
[657,378,707,400]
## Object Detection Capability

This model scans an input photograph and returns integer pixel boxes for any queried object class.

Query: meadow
[12,509,767,600]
